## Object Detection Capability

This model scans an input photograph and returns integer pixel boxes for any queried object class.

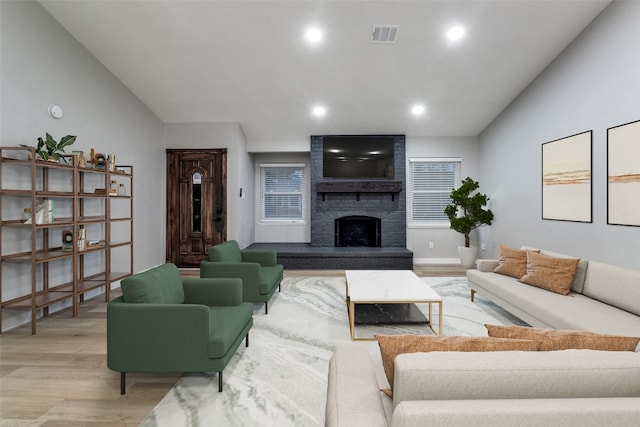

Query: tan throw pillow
[494,245,539,278]
[519,251,580,295]
[485,324,640,351]
[375,334,541,397]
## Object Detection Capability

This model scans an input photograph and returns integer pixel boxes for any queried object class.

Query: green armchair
[107,263,253,394]
[200,240,283,314]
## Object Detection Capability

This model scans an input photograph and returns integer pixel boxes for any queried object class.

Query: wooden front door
[166,149,227,267]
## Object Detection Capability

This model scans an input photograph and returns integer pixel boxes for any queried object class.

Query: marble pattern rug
[141,276,527,427]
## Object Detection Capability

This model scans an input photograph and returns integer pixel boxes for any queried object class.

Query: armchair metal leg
[218,371,223,392]
[265,302,268,314]
[121,372,126,395]
[246,332,249,347]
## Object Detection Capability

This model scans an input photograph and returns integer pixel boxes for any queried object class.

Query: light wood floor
[0,266,465,425]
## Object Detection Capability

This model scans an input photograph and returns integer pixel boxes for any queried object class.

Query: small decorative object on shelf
[77,225,87,251]
[95,153,106,169]
[118,183,126,196]
[72,150,87,168]
[24,199,54,224]
[110,180,118,195]
[108,154,116,171]
[21,133,76,164]
[62,230,74,251]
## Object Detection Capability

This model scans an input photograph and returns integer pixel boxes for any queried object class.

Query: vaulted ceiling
[40,0,610,148]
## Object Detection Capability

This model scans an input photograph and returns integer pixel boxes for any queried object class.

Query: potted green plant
[444,177,494,268]
[23,133,77,163]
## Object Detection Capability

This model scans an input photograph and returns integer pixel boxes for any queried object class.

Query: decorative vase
[458,246,478,269]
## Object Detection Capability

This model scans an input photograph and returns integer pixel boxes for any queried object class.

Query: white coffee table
[345,270,443,340]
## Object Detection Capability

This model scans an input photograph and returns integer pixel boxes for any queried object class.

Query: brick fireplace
[310,135,407,249]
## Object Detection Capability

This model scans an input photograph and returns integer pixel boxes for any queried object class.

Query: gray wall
[406,136,480,262]
[478,0,640,269]
[253,152,311,244]
[1,1,166,331]
[163,123,255,247]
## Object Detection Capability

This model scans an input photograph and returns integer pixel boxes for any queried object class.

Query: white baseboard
[413,257,461,265]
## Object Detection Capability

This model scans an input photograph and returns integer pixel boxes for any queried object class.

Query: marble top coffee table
[345,270,443,340]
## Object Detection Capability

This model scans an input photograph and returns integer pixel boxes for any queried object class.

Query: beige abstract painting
[608,119,640,226]
[542,131,592,222]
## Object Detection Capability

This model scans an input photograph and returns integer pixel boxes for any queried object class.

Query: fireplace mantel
[316,180,402,201]
[316,180,402,193]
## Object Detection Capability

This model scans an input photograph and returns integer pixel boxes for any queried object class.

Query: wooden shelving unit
[0,146,133,334]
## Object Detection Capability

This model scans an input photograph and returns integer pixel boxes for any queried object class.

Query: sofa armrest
[107,299,210,372]
[182,278,243,306]
[241,249,277,266]
[476,259,499,272]
[326,346,390,427]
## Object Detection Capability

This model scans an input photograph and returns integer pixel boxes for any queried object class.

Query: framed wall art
[607,119,640,226]
[541,130,592,222]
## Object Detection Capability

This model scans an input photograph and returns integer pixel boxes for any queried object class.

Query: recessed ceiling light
[447,26,465,41]
[411,105,425,116]
[306,27,322,43]
[312,105,326,117]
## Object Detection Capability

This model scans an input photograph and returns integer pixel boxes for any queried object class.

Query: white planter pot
[458,246,478,269]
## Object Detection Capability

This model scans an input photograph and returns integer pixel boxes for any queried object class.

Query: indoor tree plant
[23,133,77,163]
[444,177,494,268]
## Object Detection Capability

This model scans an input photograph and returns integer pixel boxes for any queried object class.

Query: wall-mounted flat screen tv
[322,135,395,178]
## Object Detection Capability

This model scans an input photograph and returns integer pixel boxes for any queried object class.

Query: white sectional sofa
[325,345,640,427]
[325,249,640,426]
[467,248,640,336]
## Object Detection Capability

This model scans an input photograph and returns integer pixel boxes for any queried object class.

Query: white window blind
[408,158,461,225]
[260,164,307,221]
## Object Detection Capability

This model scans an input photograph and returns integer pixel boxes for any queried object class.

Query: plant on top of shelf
[444,176,494,248]
[22,133,77,163]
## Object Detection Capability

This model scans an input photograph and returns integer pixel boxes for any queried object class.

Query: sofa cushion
[522,247,588,294]
[208,240,242,263]
[207,302,254,358]
[258,265,284,294]
[583,261,640,317]
[519,251,580,295]
[392,350,640,406]
[486,324,640,351]
[121,263,185,304]
[375,335,541,396]
[494,245,539,278]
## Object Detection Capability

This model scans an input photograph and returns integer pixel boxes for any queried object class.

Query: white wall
[163,122,255,246]
[1,1,165,331]
[253,152,311,243]
[478,0,640,269]
[405,136,480,262]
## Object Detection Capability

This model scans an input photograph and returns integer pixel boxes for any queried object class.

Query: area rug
[140,276,527,427]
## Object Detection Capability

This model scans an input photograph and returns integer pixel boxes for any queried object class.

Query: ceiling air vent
[371,25,399,43]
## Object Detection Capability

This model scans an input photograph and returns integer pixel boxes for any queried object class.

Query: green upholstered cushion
[207,302,254,358]
[259,265,284,294]
[208,240,242,263]
[121,263,185,304]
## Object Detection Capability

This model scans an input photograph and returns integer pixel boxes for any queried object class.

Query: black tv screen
[322,136,395,178]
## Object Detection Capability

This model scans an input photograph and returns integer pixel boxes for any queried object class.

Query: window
[408,158,461,225]
[260,164,307,222]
